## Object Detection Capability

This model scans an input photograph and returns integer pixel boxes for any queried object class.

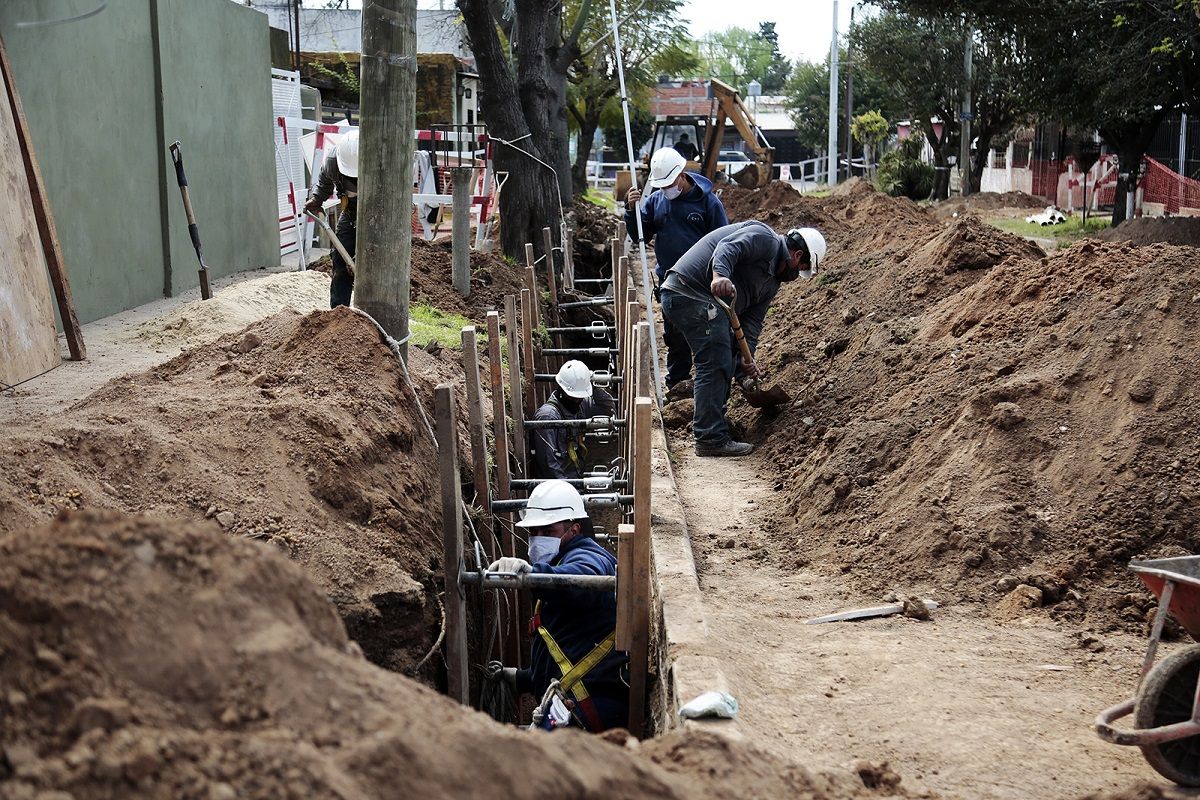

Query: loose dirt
[0,509,911,799]
[932,191,1049,220]
[1098,217,1200,248]
[570,197,618,278]
[0,308,455,677]
[715,180,1200,632]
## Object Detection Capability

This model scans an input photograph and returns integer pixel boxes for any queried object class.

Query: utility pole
[959,24,974,196]
[355,0,417,355]
[843,5,854,180]
[827,0,839,187]
[291,0,301,71]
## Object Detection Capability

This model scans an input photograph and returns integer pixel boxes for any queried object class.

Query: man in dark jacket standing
[660,222,827,457]
[532,360,615,480]
[626,147,728,389]
[485,480,627,732]
[304,129,358,308]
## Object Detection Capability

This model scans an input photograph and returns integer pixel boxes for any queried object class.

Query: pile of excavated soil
[0,308,459,676]
[127,271,330,349]
[1098,216,1200,248]
[570,198,618,278]
[0,509,909,799]
[307,238,525,319]
[932,191,1048,219]
[721,180,1200,630]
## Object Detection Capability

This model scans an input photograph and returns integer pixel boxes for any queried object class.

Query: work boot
[695,440,753,457]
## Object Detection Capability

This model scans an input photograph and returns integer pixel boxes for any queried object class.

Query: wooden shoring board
[0,32,83,363]
[615,522,635,650]
[622,300,641,469]
[461,326,491,540]
[563,228,575,292]
[486,311,520,670]
[542,226,559,327]
[523,255,540,331]
[520,288,537,417]
[504,295,527,478]
[436,384,469,705]
[627,396,653,736]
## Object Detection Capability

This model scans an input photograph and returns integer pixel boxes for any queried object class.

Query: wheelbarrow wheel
[1134,644,1200,786]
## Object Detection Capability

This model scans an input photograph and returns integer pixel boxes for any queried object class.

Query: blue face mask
[528,535,561,564]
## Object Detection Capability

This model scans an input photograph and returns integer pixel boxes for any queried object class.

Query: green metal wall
[0,0,277,324]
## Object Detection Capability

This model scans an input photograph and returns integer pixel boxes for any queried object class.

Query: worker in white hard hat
[660,222,827,457]
[625,147,729,392]
[531,360,615,480]
[305,128,359,308]
[484,480,627,732]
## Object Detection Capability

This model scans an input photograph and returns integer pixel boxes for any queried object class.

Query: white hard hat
[335,129,359,178]
[516,480,587,528]
[786,227,827,272]
[647,147,687,189]
[555,360,593,399]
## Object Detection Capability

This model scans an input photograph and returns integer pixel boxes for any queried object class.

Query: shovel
[167,142,212,300]
[713,290,792,408]
[305,208,355,277]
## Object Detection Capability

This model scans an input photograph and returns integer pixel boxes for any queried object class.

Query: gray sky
[683,0,857,66]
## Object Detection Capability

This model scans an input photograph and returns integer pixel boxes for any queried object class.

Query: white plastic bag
[679,691,739,720]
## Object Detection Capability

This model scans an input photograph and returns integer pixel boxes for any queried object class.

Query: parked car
[718,150,752,176]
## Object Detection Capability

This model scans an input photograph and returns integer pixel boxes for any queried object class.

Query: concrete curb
[649,417,742,739]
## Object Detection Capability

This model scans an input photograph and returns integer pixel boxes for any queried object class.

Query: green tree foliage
[852,110,888,177]
[876,130,934,199]
[783,49,895,153]
[601,105,656,160]
[689,24,791,94]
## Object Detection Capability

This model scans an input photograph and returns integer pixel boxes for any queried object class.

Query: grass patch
[987,215,1111,244]
[408,303,476,350]
[583,187,618,213]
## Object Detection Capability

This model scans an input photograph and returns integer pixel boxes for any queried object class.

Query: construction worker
[531,360,615,480]
[672,133,698,161]
[626,147,729,390]
[484,480,627,732]
[659,222,827,457]
[304,128,359,308]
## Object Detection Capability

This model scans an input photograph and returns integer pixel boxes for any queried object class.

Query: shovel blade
[743,383,791,408]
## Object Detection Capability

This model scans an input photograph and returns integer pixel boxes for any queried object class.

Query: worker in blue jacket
[485,480,627,732]
[626,147,728,390]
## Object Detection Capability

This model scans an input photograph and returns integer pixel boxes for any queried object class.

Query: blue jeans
[660,289,735,446]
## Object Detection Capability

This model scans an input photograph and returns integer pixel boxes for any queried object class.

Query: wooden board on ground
[0,54,59,389]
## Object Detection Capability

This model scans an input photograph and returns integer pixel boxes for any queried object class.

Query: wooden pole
[0,32,84,361]
[523,247,540,331]
[451,167,472,297]
[635,321,651,399]
[612,240,624,345]
[563,228,575,293]
[504,295,527,477]
[615,522,634,650]
[520,288,538,414]
[461,326,490,514]
[542,226,559,326]
[435,383,469,705]
[623,303,641,466]
[487,310,521,670]
[627,396,653,735]
[354,0,416,350]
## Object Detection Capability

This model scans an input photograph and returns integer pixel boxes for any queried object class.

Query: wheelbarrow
[1095,556,1200,785]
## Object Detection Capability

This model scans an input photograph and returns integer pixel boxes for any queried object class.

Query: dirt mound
[717,180,802,222]
[727,183,1200,629]
[570,198,618,277]
[306,239,525,320]
[0,510,905,799]
[0,308,453,675]
[127,271,330,349]
[1098,216,1200,248]
[933,191,1047,219]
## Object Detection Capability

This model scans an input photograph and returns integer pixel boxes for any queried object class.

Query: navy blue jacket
[625,172,728,281]
[517,535,626,704]
[660,220,789,354]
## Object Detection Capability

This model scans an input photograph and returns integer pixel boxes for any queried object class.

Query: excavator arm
[705,79,774,189]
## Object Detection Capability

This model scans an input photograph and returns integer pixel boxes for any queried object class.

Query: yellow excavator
[614,78,775,201]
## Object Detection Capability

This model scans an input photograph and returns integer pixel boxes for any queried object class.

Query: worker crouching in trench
[485,480,628,731]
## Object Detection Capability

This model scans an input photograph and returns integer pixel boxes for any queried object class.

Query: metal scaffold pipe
[461,571,616,591]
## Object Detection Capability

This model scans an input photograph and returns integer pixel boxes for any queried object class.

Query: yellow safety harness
[533,600,616,704]
[547,397,589,472]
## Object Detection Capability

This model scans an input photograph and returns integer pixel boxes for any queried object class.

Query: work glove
[487,557,532,574]
[485,660,518,687]
[303,198,323,216]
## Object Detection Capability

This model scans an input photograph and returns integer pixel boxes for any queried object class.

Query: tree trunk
[457,0,562,265]
[572,107,603,196]
[922,118,952,201]
[970,125,996,194]
[1102,115,1164,226]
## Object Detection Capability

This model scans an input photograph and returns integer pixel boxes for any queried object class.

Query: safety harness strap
[533,602,616,703]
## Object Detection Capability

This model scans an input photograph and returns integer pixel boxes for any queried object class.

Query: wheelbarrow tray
[1130,556,1200,642]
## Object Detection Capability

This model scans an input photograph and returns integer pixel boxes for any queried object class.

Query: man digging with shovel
[660,221,826,457]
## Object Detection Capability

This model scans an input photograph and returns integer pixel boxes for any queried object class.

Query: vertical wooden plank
[542,226,560,326]
[0,33,84,362]
[435,384,469,705]
[486,310,520,670]
[626,396,653,735]
[523,246,540,330]
[635,321,651,399]
[615,522,635,650]
[520,289,538,415]
[460,326,490,514]
[611,239,623,342]
[622,301,641,466]
[616,219,627,254]
[504,295,527,477]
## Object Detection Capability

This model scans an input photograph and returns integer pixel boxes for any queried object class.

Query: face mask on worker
[661,184,682,201]
[779,245,810,282]
[528,535,562,564]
